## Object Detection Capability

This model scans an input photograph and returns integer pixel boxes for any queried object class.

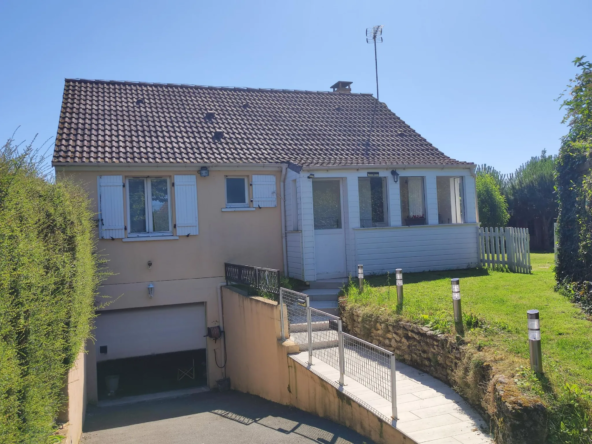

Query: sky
[1,0,590,174]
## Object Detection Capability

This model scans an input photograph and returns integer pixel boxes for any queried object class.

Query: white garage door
[95,304,206,362]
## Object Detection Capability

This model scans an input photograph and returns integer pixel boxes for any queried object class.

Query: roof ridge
[64,78,376,96]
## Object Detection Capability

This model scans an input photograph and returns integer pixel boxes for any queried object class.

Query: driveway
[82,390,372,444]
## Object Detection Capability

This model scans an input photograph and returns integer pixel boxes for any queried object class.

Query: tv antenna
[366,25,383,101]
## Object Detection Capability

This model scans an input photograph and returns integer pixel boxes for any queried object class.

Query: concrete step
[289,320,333,333]
[310,300,339,316]
[303,288,341,301]
[290,329,338,350]
[309,278,350,290]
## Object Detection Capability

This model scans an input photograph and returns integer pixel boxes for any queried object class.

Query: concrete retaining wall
[58,350,86,444]
[221,286,411,444]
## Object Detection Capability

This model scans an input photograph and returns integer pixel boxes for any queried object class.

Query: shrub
[0,137,101,443]
[476,173,510,227]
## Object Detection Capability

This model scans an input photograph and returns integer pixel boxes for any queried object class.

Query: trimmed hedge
[0,141,100,443]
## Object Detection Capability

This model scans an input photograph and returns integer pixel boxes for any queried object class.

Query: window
[127,177,172,236]
[437,177,464,224]
[400,177,426,225]
[359,177,388,227]
[226,177,249,208]
[312,180,342,229]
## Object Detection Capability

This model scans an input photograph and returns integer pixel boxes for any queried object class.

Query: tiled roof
[52,79,471,167]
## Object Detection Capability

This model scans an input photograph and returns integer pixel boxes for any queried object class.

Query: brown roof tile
[52,79,471,167]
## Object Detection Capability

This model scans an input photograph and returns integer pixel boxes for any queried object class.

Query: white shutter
[174,175,199,236]
[252,175,277,208]
[98,176,125,239]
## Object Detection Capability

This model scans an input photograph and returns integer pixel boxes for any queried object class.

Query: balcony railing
[224,263,281,295]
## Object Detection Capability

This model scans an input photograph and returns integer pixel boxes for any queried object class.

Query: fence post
[306,296,313,365]
[279,289,285,341]
[390,354,398,419]
[338,319,345,386]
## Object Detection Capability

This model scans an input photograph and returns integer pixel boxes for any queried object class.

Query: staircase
[304,278,348,316]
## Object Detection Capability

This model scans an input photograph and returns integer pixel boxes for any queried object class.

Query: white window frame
[358,176,389,228]
[400,176,427,225]
[225,176,249,208]
[126,177,173,237]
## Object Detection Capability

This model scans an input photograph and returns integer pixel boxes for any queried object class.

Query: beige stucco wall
[59,350,86,444]
[57,167,284,403]
[221,287,410,444]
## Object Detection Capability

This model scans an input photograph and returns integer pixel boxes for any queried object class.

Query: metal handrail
[224,262,281,295]
[279,286,398,419]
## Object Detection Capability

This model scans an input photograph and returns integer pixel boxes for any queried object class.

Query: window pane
[151,178,170,232]
[400,177,426,225]
[437,177,464,224]
[359,177,387,227]
[313,180,342,229]
[129,179,146,233]
[226,178,246,205]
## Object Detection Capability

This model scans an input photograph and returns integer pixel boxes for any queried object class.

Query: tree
[556,56,592,284]
[506,151,557,250]
[476,173,510,227]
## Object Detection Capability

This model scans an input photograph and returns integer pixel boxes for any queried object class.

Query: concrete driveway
[82,390,372,444]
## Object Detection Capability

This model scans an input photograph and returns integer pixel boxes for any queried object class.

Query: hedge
[0,140,100,443]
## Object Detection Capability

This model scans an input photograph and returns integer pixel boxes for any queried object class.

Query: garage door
[95,304,206,362]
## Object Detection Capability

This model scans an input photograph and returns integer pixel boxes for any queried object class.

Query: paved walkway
[82,390,372,444]
[291,352,493,444]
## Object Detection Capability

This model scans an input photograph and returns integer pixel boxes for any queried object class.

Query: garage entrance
[94,304,207,401]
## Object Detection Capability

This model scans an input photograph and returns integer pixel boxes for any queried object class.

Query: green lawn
[347,253,592,393]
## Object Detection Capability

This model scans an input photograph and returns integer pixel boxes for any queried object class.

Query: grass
[344,253,592,442]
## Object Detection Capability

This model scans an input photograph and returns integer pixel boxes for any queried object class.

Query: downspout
[470,166,480,225]
[280,164,288,276]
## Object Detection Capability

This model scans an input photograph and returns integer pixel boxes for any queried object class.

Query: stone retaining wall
[340,303,548,444]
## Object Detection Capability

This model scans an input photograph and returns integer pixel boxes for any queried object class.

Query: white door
[94,304,206,362]
[313,179,347,279]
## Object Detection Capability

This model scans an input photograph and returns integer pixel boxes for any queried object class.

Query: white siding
[98,175,125,239]
[287,232,304,279]
[355,224,479,274]
[174,175,199,236]
[298,168,478,280]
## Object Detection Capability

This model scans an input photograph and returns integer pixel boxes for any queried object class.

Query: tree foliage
[0,136,101,443]
[555,56,592,287]
[476,173,510,227]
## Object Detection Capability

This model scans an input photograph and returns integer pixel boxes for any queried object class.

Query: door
[313,179,347,279]
[94,304,206,362]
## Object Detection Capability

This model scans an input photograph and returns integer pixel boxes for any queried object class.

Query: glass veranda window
[226,177,248,207]
[127,178,171,235]
[359,177,388,227]
[437,177,464,224]
[313,180,342,229]
[400,177,426,226]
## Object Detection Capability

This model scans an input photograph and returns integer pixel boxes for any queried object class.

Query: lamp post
[147,282,155,298]
[528,310,543,373]
[358,264,364,293]
[451,278,463,334]
[396,268,403,305]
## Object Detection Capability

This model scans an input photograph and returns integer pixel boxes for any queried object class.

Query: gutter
[301,163,476,171]
[280,164,288,276]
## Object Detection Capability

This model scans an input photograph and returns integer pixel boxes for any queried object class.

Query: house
[53,78,478,405]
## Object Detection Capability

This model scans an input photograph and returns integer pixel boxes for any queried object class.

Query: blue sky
[1,0,589,173]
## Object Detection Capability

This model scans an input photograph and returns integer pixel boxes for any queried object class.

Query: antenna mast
[366,25,383,101]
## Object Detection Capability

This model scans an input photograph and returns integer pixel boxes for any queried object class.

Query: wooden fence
[478,227,531,273]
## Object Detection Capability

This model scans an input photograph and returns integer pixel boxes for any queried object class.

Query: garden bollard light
[358,264,364,293]
[528,310,543,373]
[451,278,463,334]
[396,268,403,305]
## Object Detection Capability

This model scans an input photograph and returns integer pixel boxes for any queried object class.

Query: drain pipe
[280,164,288,275]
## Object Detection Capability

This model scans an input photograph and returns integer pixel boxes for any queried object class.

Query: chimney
[330,81,352,93]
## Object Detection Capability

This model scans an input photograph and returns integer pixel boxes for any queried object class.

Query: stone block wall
[340,303,548,444]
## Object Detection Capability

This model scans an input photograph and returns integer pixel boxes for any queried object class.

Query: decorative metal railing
[224,263,281,295]
[279,287,398,419]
